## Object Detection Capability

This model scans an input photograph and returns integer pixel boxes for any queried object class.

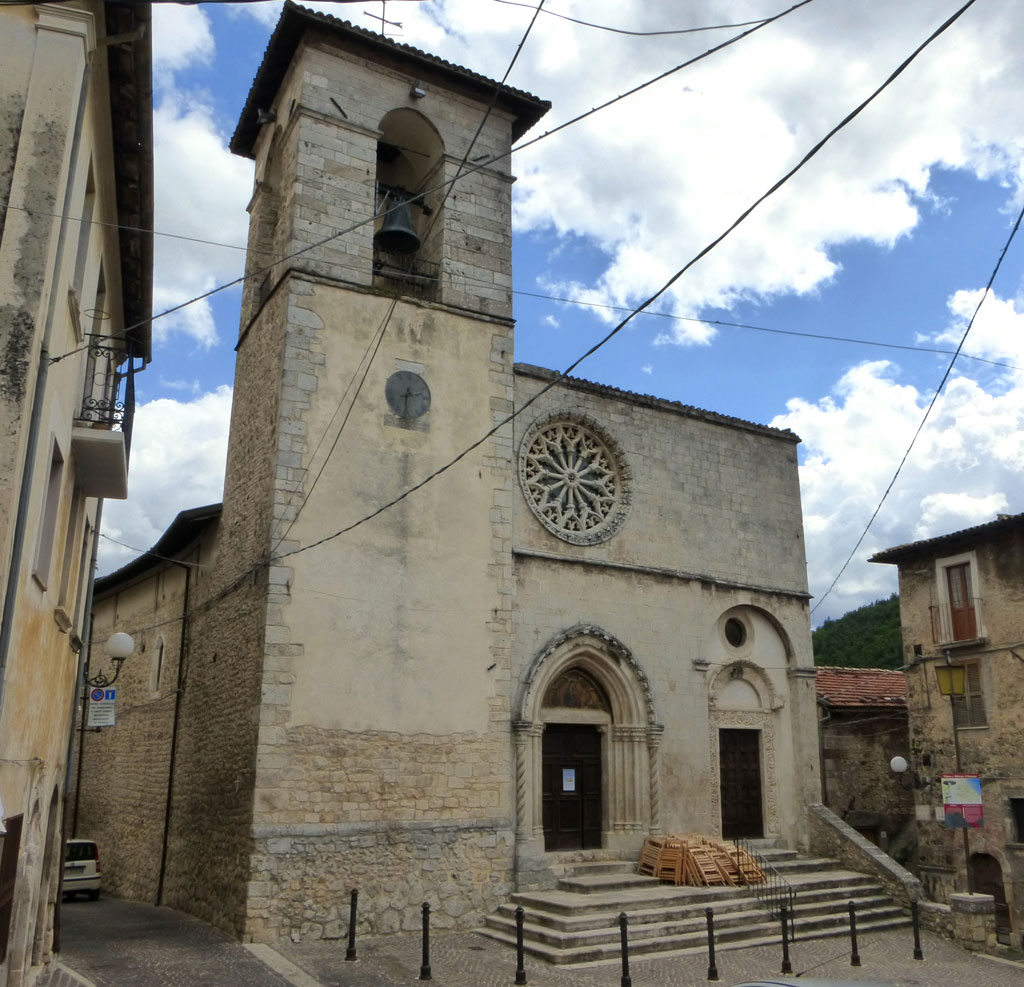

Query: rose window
[519,415,630,545]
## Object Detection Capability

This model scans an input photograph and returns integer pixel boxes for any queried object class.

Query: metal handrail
[734,838,796,941]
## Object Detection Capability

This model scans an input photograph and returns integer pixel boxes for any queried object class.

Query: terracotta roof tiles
[815,666,907,708]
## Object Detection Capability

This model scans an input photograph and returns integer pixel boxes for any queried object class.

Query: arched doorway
[971,853,1011,944]
[514,626,661,862]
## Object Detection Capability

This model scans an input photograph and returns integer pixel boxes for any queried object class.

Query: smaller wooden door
[971,854,1011,944]
[542,725,602,850]
[719,729,764,839]
[946,563,977,640]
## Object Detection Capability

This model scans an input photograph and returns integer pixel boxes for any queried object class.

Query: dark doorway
[971,853,1011,944]
[542,725,602,850]
[719,728,764,839]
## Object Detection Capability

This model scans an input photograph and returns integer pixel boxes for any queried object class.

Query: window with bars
[952,662,987,728]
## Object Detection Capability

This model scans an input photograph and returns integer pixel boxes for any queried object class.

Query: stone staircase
[479,842,911,966]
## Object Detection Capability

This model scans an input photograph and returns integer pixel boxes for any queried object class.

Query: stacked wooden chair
[636,834,765,888]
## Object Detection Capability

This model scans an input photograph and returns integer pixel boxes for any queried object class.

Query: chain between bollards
[515,905,527,985]
[345,888,358,961]
[911,898,924,960]
[619,912,632,987]
[419,902,432,980]
[780,903,792,975]
[848,900,861,967]
[705,906,719,981]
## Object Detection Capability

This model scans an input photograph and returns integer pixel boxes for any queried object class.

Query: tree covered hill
[812,594,903,669]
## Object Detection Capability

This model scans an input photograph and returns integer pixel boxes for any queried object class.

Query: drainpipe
[156,560,192,904]
[0,59,92,718]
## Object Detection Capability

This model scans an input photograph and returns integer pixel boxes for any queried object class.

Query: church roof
[815,666,907,708]
[869,511,1024,564]
[513,364,800,442]
[232,1,551,157]
[94,503,222,597]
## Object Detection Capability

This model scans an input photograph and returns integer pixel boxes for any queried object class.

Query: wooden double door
[542,724,602,850]
[719,728,764,839]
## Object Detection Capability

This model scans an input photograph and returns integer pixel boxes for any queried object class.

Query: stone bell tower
[164,3,549,940]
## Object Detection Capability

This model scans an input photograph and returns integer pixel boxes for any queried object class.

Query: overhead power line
[811,195,1024,617]
[270,0,981,566]
[17,201,1019,374]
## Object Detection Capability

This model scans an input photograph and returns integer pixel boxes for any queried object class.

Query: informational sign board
[941,772,983,828]
[86,687,116,728]
[562,768,576,792]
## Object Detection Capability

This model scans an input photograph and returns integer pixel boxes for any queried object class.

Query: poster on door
[562,768,576,792]
[941,773,983,828]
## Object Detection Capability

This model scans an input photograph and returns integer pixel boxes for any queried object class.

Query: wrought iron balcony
[930,597,984,646]
[71,338,140,499]
[372,247,440,301]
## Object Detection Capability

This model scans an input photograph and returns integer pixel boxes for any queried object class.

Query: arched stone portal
[514,626,662,872]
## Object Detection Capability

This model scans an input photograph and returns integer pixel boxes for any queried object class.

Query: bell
[374,198,421,254]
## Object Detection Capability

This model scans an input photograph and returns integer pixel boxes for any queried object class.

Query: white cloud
[772,343,1024,624]
[641,364,653,375]
[152,5,215,80]
[100,388,232,574]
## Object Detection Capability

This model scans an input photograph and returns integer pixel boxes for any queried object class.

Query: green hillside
[812,593,903,668]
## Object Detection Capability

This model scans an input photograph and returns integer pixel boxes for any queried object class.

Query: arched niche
[514,626,663,856]
[374,108,445,293]
[705,605,789,841]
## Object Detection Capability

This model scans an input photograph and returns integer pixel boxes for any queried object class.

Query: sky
[101,0,1024,626]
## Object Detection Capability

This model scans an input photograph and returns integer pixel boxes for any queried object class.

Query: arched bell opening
[514,627,662,865]
[373,108,444,298]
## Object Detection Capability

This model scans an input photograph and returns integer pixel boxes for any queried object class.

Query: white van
[63,839,101,900]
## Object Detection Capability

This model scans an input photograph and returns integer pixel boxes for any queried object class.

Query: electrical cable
[811,193,1024,617]
[98,531,207,567]
[45,0,816,366]
[492,0,769,37]
[270,0,980,565]
[17,201,1019,373]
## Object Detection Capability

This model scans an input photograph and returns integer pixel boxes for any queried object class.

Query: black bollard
[848,900,861,967]
[911,899,924,960]
[345,888,358,961]
[705,907,719,981]
[780,904,793,975]
[515,905,527,985]
[420,902,432,981]
[619,912,632,987]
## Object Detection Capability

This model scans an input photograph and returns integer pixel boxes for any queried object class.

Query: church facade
[78,2,820,942]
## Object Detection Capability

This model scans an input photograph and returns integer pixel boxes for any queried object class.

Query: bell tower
[177,2,550,940]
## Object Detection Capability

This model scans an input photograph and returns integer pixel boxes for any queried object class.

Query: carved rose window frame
[518,412,631,545]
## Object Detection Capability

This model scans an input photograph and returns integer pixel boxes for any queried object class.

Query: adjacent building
[75,2,820,944]
[816,666,912,856]
[871,512,1024,946]
[0,2,152,983]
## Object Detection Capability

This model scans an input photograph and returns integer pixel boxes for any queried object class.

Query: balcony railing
[930,597,984,645]
[372,248,440,301]
[75,338,138,458]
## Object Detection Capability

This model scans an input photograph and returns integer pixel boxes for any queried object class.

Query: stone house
[815,667,912,855]
[75,2,820,943]
[870,512,1024,946]
[0,2,152,984]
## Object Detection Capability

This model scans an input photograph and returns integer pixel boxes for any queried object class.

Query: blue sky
[104,0,1024,625]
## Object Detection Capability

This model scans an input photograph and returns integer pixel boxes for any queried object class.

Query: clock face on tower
[385,370,431,419]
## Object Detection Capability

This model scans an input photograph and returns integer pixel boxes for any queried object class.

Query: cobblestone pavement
[44,897,1024,987]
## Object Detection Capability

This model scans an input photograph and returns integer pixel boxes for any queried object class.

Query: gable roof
[816,666,907,708]
[231,1,550,158]
[869,512,1024,565]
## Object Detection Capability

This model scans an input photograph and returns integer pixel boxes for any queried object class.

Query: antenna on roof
[364,2,402,37]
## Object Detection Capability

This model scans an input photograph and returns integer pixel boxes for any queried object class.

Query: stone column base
[950,892,996,951]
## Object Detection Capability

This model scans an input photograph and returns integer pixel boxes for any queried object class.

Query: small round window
[724,617,747,649]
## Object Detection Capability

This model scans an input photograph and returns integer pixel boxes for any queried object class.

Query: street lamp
[84,631,135,688]
[933,659,975,894]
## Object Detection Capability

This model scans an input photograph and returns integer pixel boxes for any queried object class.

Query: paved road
[45,896,1024,987]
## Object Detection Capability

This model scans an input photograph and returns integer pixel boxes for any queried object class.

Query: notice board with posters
[941,773,983,828]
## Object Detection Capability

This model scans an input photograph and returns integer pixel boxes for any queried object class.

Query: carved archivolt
[518,625,655,726]
[518,412,631,545]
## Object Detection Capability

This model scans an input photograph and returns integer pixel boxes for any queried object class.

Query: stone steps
[479,848,911,966]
